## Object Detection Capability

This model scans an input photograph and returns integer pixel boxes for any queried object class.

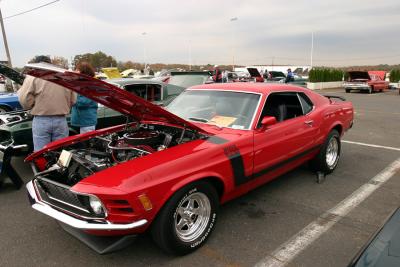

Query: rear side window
[298,93,313,114]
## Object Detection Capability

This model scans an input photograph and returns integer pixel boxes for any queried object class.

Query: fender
[329,121,344,137]
[159,171,227,210]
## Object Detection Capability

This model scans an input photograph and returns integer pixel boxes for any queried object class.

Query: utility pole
[0,6,12,67]
[310,32,314,69]
[142,32,147,71]
[188,40,192,71]
[272,56,275,71]
[230,17,238,71]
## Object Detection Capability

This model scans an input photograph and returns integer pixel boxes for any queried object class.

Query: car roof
[189,82,308,95]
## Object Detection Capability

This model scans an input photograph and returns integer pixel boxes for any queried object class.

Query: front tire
[151,181,219,255]
[311,130,341,174]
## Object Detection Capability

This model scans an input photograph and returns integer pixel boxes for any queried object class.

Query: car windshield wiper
[188,117,209,123]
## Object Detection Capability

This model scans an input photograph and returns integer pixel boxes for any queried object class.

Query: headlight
[89,195,105,215]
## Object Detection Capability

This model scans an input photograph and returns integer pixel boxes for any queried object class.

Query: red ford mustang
[25,64,354,255]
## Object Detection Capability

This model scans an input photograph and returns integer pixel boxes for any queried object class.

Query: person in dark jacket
[71,62,98,134]
[285,68,294,83]
[212,65,223,83]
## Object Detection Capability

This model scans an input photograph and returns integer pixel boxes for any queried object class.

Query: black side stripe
[252,144,321,179]
[207,136,229,144]
[225,144,322,186]
[224,145,248,186]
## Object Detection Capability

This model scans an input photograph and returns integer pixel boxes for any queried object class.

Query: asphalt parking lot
[1,88,399,267]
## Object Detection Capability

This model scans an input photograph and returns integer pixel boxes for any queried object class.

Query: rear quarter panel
[306,92,353,140]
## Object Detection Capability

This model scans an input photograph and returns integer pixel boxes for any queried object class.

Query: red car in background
[25,64,353,255]
[247,67,265,82]
[344,71,389,93]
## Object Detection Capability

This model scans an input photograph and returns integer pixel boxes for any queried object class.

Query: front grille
[38,179,84,208]
[35,177,102,219]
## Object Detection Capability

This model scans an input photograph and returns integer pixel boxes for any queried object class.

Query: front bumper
[344,84,371,91]
[26,181,148,231]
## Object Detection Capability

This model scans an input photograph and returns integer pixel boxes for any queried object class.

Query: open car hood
[101,67,122,79]
[348,71,370,80]
[0,64,25,85]
[247,68,262,78]
[368,71,386,80]
[23,63,205,133]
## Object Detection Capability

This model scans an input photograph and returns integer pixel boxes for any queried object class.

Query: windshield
[168,74,209,88]
[166,90,260,130]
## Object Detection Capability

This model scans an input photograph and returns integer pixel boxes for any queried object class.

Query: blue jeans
[80,125,95,134]
[32,116,69,151]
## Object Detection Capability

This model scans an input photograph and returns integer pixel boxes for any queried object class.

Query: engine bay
[35,123,203,186]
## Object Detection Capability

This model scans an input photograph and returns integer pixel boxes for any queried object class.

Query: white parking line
[254,157,400,267]
[343,140,400,152]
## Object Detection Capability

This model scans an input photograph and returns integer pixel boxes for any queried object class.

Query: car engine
[35,123,202,186]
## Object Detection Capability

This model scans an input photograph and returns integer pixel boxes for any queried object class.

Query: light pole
[142,32,147,71]
[310,31,314,69]
[0,4,12,67]
[230,17,238,71]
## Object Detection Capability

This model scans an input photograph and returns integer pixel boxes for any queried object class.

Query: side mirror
[259,116,277,130]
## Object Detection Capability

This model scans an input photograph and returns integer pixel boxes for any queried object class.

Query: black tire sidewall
[151,181,219,255]
[312,130,341,174]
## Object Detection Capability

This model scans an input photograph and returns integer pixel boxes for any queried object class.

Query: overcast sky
[1,0,399,67]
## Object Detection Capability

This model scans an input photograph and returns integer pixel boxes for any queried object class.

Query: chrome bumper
[26,181,148,231]
[0,143,28,150]
[344,84,371,90]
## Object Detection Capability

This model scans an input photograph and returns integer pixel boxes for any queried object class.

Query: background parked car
[161,71,213,87]
[348,207,400,267]
[265,71,308,87]
[106,78,185,106]
[344,71,389,93]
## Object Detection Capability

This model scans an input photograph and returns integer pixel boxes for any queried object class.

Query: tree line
[27,51,234,72]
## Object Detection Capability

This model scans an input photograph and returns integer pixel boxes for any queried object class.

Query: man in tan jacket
[18,56,76,151]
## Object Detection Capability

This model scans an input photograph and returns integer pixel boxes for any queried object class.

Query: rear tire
[311,130,341,174]
[151,181,219,255]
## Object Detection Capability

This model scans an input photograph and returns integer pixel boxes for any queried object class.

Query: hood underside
[247,68,262,78]
[23,63,205,133]
[348,71,370,80]
[0,64,25,85]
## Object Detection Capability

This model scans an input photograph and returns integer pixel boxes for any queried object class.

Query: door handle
[304,120,314,126]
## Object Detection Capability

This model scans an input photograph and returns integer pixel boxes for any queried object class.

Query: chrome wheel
[175,192,211,242]
[326,137,339,169]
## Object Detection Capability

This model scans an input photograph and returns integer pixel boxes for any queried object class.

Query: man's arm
[17,75,35,110]
[70,91,77,106]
